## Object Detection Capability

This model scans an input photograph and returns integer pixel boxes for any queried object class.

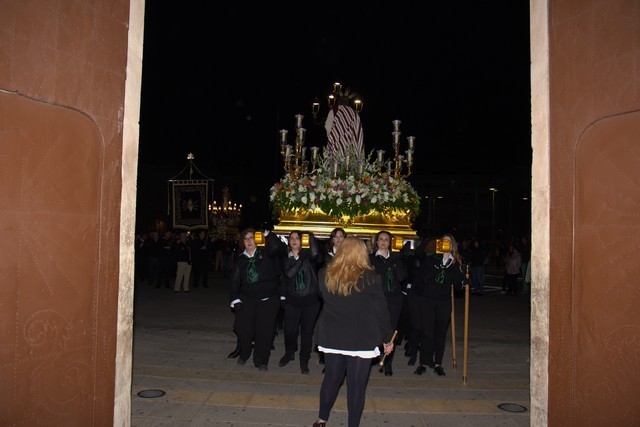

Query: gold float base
[273,208,418,241]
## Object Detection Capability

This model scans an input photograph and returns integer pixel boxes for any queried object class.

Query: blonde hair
[325,237,373,296]
[442,233,464,271]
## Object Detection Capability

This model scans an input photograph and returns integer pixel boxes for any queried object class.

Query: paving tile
[131,272,531,425]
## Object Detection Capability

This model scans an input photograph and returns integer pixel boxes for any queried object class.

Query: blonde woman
[313,237,394,427]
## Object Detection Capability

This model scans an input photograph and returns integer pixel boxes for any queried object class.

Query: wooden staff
[378,330,398,367]
[463,264,471,384]
[450,284,457,369]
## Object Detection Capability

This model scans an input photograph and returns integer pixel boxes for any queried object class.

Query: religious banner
[172,182,209,230]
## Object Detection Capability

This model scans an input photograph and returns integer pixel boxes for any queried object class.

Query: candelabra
[279,83,415,181]
[209,187,242,217]
[311,82,363,123]
[279,114,320,180]
[375,120,415,179]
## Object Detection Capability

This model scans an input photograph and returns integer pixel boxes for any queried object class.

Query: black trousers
[383,293,403,366]
[412,295,451,366]
[235,297,280,367]
[191,257,208,287]
[406,295,422,356]
[396,293,412,343]
[283,301,321,361]
[506,273,519,295]
[319,353,372,427]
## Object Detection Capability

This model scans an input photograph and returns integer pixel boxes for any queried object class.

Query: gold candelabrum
[279,115,416,180]
[279,114,320,181]
[376,119,415,179]
[279,81,415,180]
[312,82,363,122]
[208,187,242,216]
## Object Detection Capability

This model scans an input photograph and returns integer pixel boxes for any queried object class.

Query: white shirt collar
[375,249,389,259]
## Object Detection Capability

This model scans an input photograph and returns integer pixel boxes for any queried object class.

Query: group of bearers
[227,226,467,427]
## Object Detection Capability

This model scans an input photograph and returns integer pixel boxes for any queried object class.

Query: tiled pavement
[131,270,531,426]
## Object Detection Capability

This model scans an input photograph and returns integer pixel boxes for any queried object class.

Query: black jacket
[281,234,321,306]
[369,251,407,297]
[315,269,393,351]
[229,233,287,302]
[411,254,465,301]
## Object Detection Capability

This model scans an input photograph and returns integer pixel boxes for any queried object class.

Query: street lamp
[489,187,498,240]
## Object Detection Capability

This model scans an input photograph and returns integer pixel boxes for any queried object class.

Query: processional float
[270,82,420,243]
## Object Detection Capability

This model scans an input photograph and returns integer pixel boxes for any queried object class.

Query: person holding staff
[411,233,465,376]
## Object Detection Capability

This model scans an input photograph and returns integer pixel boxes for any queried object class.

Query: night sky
[137,2,532,236]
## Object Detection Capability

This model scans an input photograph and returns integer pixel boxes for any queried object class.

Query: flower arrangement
[269,153,421,222]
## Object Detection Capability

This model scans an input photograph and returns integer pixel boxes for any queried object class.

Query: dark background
[137,2,532,240]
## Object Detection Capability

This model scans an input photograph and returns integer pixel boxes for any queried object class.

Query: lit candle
[279,129,288,144]
[311,146,319,160]
[328,94,335,108]
[392,120,401,131]
[333,82,342,93]
[295,114,304,129]
[377,149,385,164]
[407,136,415,150]
[297,127,306,143]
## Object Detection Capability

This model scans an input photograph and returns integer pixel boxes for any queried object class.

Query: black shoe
[237,357,247,366]
[408,355,417,366]
[227,348,241,359]
[300,359,310,374]
[384,364,393,376]
[278,353,294,367]
[434,365,446,376]
[258,365,268,372]
[312,421,326,427]
[414,365,427,375]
